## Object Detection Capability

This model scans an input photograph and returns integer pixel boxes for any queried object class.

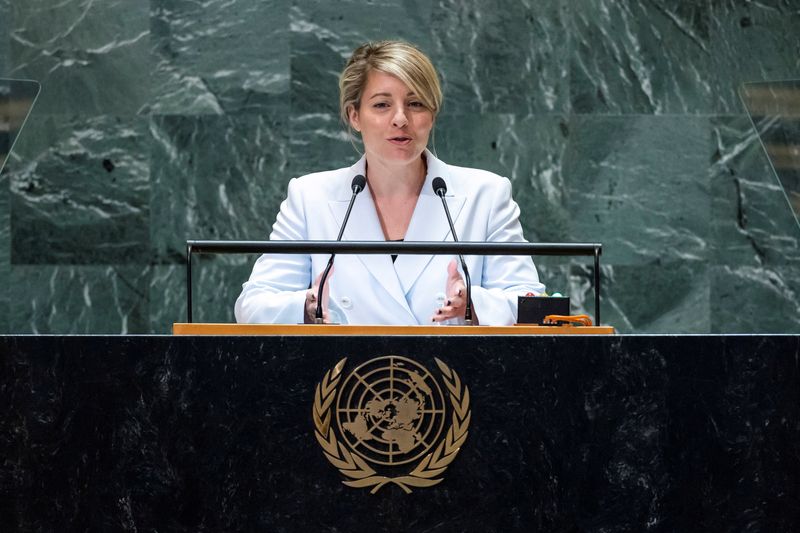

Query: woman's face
[349,70,434,170]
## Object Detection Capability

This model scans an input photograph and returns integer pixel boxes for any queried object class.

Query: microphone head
[432,177,447,196]
[351,174,366,193]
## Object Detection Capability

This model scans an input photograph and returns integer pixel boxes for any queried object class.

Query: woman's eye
[408,101,424,108]
[373,102,389,109]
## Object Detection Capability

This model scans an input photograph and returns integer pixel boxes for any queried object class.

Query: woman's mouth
[388,136,412,145]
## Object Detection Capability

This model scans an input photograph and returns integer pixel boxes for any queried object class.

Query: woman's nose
[392,108,408,127]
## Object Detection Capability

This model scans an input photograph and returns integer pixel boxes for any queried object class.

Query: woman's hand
[304,267,333,324]
[431,259,477,324]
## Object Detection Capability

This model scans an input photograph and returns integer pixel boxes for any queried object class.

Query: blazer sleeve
[468,177,546,325]
[234,178,311,324]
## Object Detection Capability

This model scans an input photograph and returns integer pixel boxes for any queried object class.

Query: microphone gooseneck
[432,177,474,325]
[315,174,366,323]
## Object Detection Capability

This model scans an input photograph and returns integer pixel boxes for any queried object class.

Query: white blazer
[234,150,545,325]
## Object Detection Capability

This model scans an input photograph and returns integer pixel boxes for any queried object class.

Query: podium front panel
[1,334,798,531]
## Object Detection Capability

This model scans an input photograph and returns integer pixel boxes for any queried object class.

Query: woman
[235,40,544,326]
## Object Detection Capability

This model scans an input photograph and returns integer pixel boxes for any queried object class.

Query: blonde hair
[339,41,443,141]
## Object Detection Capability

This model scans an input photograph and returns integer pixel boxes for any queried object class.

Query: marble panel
[8,265,150,333]
[710,116,800,267]
[288,112,358,179]
[658,335,800,530]
[430,0,568,114]
[3,335,798,530]
[0,269,7,333]
[150,0,289,115]
[290,0,433,116]
[738,81,800,233]
[710,265,800,333]
[562,115,710,266]
[0,170,8,333]
[0,90,9,342]
[9,0,150,115]
[150,113,290,264]
[0,84,7,169]
[9,114,150,264]
[709,1,800,113]
[708,114,800,332]
[434,113,571,243]
[570,262,710,333]
[0,0,8,76]
[570,0,712,114]
[0,0,796,336]
[150,260,255,333]
[530,262,570,300]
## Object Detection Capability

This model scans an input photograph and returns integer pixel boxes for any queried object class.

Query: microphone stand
[433,183,474,325]
[315,176,365,323]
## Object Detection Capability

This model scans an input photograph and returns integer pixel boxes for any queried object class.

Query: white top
[234,150,545,325]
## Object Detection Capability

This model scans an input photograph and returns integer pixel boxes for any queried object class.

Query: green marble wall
[1,0,798,333]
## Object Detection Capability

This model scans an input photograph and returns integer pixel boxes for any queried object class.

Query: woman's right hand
[304,267,333,323]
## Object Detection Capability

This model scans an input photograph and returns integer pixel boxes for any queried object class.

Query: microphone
[315,174,366,323]
[432,177,474,325]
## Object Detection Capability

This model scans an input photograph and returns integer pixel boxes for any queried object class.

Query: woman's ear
[348,105,361,132]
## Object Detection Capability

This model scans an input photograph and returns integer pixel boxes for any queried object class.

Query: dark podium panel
[1,334,799,531]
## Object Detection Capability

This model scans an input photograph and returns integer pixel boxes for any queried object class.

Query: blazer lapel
[394,152,465,294]
[327,161,413,318]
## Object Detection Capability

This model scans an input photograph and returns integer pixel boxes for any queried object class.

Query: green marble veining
[151,0,289,115]
[739,81,800,230]
[710,115,800,333]
[434,113,571,243]
[1,80,40,177]
[9,0,150,115]
[0,88,11,332]
[571,0,711,114]
[570,263,710,334]
[431,0,568,114]
[150,113,290,263]
[711,116,800,267]
[290,0,433,116]
[288,113,356,179]
[709,1,800,113]
[9,265,149,333]
[0,170,8,333]
[0,1,8,77]
[9,114,149,264]
[149,260,255,333]
[711,265,800,333]
[0,0,798,333]
[562,115,711,265]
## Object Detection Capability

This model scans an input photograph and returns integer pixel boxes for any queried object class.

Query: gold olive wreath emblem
[312,356,471,494]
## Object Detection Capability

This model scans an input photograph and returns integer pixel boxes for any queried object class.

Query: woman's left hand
[431,259,474,323]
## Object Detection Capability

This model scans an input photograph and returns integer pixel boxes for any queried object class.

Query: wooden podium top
[172,323,616,336]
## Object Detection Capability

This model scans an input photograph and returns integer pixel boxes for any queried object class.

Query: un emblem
[313,356,471,493]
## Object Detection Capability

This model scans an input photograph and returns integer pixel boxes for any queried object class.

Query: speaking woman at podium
[235,40,544,326]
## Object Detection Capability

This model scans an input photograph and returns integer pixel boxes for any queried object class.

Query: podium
[2,332,798,531]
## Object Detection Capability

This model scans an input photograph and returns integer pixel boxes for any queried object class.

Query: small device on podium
[517,295,570,325]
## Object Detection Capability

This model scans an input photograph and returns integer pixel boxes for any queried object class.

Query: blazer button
[435,292,446,306]
[340,296,353,309]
